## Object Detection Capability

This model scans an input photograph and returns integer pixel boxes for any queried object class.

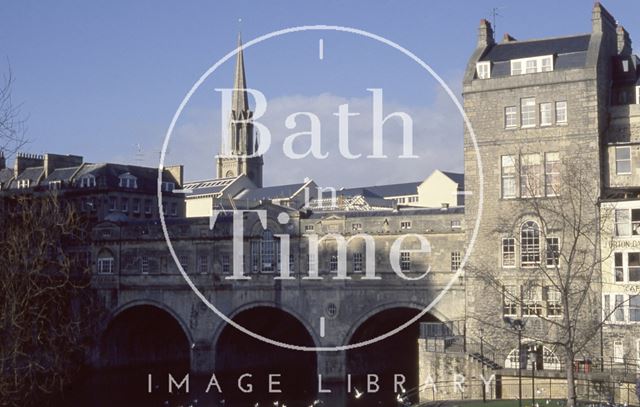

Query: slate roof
[480,34,591,62]
[41,166,81,184]
[345,181,421,198]
[239,183,306,201]
[442,171,464,188]
[72,163,178,192]
[0,168,13,189]
[9,167,43,188]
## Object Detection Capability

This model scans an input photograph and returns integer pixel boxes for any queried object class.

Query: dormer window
[118,173,137,189]
[17,179,30,189]
[476,61,491,79]
[161,181,175,192]
[511,55,554,75]
[79,175,96,188]
[48,180,62,190]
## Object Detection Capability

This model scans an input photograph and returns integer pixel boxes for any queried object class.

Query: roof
[72,163,178,190]
[480,34,591,62]
[441,171,464,188]
[0,168,13,186]
[239,183,306,201]
[41,166,81,183]
[345,181,421,198]
[184,177,236,197]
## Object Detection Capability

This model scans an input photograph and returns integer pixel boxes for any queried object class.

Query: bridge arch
[99,301,191,369]
[343,301,448,345]
[344,304,443,406]
[213,303,319,403]
[211,301,321,349]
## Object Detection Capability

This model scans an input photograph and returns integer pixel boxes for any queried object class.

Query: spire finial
[232,30,249,114]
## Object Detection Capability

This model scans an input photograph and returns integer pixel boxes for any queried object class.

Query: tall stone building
[463,1,636,373]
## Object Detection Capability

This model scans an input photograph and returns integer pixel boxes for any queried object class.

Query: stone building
[462,0,639,383]
[0,151,185,222]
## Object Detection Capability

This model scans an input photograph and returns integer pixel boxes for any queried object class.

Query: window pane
[502,238,515,267]
[632,209,640,235]
[555,101,567,123]
[615,252,624,282]
[400,251,411,271]
[630,295,640,322]
[629,253,640,281]
[521,98,536,127]
[505,106,517,128]
[614,295,625,321]
[546,237,559,266]
[615,209,631,236]
[545,152,560,196]
[525,59,537,73]
[616,147,632,174]
[521,154,542,197]
[521,221,540,266]
[540,103,553,126]
[502,155,516,198]
[511,61,522,75]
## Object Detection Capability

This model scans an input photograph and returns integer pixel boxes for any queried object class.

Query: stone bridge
[88,206,466,395]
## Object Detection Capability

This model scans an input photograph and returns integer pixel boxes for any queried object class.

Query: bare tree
[0,65,27,155]
[0,195,102,406]
[468,145,613,407]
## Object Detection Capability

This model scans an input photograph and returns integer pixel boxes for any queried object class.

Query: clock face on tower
[158,25,483,353]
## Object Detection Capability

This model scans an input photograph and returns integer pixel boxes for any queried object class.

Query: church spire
[216,33,263,187]
[232,33,249,114]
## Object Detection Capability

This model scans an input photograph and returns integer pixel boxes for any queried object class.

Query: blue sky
[1,1,639,187]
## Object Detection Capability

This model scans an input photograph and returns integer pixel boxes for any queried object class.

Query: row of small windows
[97,232,462,275]
[395,196,419,204]
[304,220,461,233]
[97,250,463,275]
[501,221,559,268]
[504,99,567,129]
[503,285,562,318]
[614,208,640,236]
[501,152,560,199]
[476,55,554,80]
[106,197,179,216]
[613,252,640,283]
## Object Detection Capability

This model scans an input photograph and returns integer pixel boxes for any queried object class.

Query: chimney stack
[43,153,83,178]
[617,25,632,57]
[592,2,616,35]
[0,151,5,170]
[502,33,517,43]
[14,152,44,178]
[478,19,495,48]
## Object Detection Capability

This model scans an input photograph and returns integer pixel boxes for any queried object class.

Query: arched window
[521,221,540,267]
[250,230,280,273]
[97,249,115,274]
